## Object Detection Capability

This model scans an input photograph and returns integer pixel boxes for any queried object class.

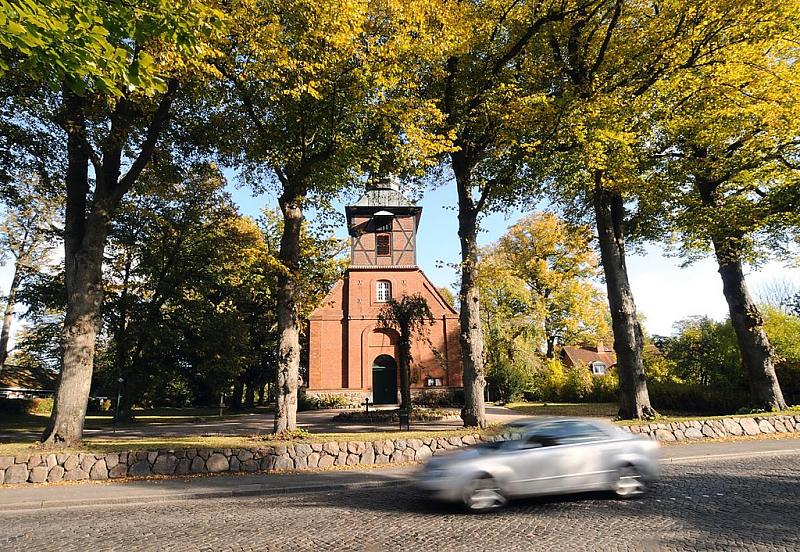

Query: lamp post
[113,377,124,434]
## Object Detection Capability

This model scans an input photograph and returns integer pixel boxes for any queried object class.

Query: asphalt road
[1,442,798,551]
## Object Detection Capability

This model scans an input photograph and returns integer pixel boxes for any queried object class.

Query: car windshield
[502,420,612,448]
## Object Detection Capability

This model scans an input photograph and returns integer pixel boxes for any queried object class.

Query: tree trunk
[257,382,267,405]
[42,84,176,446]
[399,336,412,412]
[693,173,787,411]
[41,91,101,446]
[454,160,487,428]
[712,241,787,410]
[0,263,22,369]
[545,335,556,360]
[230,379,244,410]
[42,210,109,445]
[245,380,255,409]
[273,187,304,434]
[593,177,655,420]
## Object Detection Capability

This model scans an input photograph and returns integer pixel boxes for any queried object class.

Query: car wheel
[612,464,647,499]
[463,475,507,512]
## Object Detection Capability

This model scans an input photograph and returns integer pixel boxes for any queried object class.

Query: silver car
[416,417,660,511]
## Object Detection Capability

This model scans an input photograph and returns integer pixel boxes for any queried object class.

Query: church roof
[345,176,421,227]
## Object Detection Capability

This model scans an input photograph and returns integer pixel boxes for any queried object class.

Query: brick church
[306,177,463,404]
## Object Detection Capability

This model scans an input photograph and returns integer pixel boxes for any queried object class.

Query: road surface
[1,439,798,551]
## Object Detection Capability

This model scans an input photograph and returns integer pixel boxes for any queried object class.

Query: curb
[664,447,800,464]
[0,478,410,512]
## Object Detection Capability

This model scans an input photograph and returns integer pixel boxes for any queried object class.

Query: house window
[591,362,606,375]
[376,280,392,302]
[376,233,391,256]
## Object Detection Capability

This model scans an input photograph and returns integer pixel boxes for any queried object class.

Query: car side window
[519,431,558,449]
[551,421,608,445]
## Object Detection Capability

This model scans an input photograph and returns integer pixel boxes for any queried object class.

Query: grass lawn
[0,426,496,456]
[2,401,796,457]
[506,401,800,426]
[505,401,619,417]
[0,406,275,436]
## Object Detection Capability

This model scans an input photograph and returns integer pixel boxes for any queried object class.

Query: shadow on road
[268,468,800,549]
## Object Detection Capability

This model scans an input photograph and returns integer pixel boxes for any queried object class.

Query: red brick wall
[307,268,462,397]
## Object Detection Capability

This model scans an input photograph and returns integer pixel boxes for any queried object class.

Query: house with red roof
[560,342,616,376]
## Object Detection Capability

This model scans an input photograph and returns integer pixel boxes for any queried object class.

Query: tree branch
[115,79,179,201]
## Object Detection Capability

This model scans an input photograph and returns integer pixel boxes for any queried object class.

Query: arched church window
[376,280,392,302]
[376,233,391,256]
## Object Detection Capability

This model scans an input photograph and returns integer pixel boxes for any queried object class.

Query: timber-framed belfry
[306,177,463,405]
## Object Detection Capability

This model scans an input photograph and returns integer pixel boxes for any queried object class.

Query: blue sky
[228,179,800,337]
[1,176,794,340]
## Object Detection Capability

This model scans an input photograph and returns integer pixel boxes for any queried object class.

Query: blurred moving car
[416,417,660,512]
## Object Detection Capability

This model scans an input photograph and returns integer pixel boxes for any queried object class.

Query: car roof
[505,417,616,431]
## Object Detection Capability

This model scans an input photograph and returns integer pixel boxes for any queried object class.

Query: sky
[228,179,800,337]
[0,176,796,341]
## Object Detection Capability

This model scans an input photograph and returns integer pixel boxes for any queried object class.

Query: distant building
[306,177,462,404]
[560,342,616,376]
[0,364,57,398]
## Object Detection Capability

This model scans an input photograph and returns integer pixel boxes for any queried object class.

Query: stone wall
[0,433,493,485]
[621,413,800,441]
[1,414,798,486]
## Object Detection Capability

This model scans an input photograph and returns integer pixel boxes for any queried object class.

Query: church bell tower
[345,175,422,268]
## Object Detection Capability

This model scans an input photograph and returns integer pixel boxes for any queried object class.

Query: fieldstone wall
[1,414,798,486]
[621,414,800,441]
[0,433,499,486]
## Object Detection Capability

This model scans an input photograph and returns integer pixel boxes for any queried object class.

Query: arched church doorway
[372,354,398,404]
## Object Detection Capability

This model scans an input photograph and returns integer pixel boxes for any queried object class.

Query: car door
[547,420,615,491]
[500,427,570,497]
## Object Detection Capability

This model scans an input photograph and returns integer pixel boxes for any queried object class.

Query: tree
[660,317,742,387]
[495,213,609,358]
[425,0,591,427]
[377,293,435,412]
[3,2,226,446]
[650,5,800,410]
[98,163,270,415]
[529,0,787,418]
[0,179,59,370]
[1,1,178,96]
[757,279,800,315]
[212,0,451,433]
[477,247,538,378]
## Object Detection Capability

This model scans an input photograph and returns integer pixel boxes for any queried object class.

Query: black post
[114,377,124,434]
[398,408,410,431]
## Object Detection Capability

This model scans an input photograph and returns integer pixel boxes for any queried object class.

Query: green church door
[372,355,398,404]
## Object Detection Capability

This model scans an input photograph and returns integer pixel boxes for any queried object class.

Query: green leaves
[478,212,610,360]
[1,0,226,96]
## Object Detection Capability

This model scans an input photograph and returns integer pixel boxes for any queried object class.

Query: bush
[525,360,619,403]
[486,360,531,404]
[0,398,32,414]
[0,397,54,415]
[648,381,749,414]
[413,389,459,407]
[29,397,54,415]
[530,358,567,401]
[590,368,618,402]
[561,363,594,402]
[776,364,800,406]
[298,392,355,411]
[332,407,456,423]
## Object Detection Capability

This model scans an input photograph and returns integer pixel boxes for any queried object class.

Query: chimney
[596,340,605,353]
